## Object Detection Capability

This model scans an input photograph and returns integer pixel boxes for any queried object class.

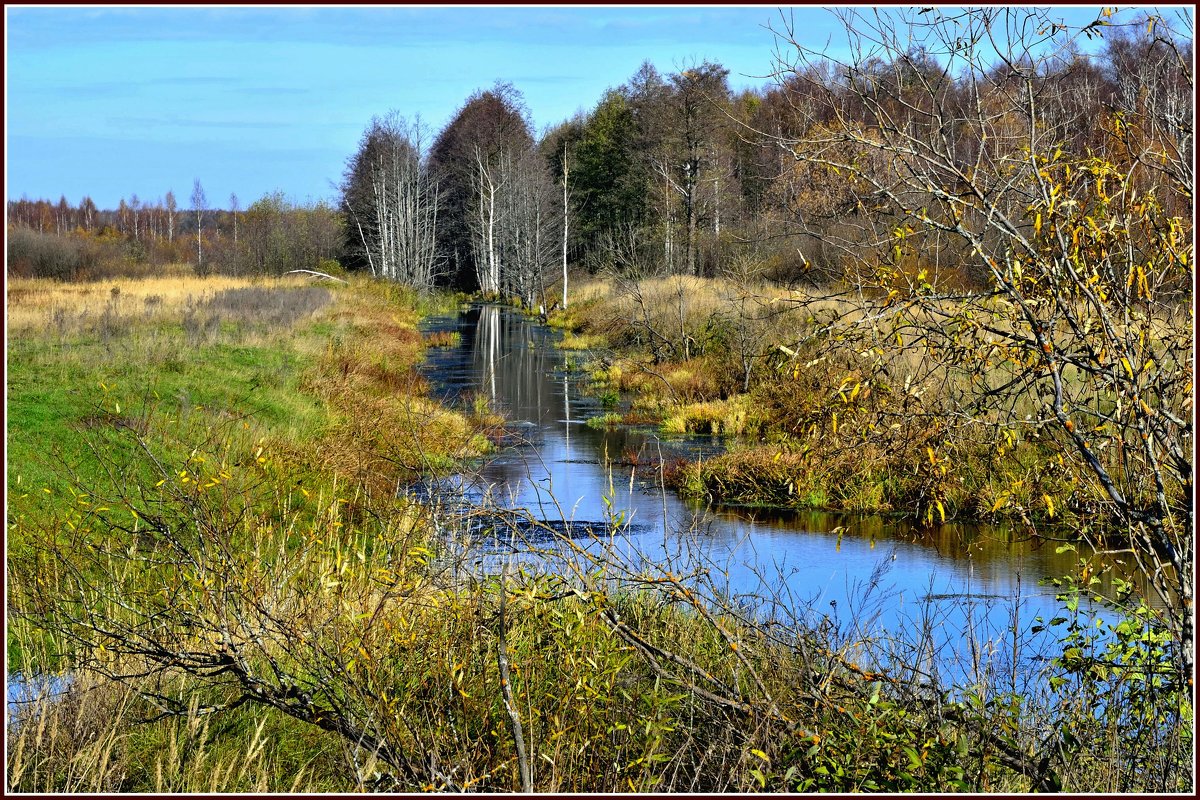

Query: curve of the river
[415,304,1138,689]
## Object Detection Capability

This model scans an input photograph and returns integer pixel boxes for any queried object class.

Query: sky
[5,5,1188,211]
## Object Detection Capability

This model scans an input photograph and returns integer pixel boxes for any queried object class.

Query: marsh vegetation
[7,6,1193,794]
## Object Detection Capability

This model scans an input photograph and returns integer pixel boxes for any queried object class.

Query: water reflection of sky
[418,305,1132,688]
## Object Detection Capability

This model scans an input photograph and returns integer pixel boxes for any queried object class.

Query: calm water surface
[416,305,1133,685]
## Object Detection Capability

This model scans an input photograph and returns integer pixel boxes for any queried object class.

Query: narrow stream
[416,304,1134,686]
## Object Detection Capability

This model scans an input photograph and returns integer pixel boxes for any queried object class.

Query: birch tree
[165,190,176,243]
[430,83,534,291]
[129,193,141,241]
[560,140,571,309]
[191,179,207,272]
[80,195,96,232]
[469,145,504,296]
[502,147,560,308]
[468,144,560,306]
[341,114,443,290]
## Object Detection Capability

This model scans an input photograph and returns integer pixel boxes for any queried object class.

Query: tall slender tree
[165,190,177,243]
[191,179,207,270]
[79,195,96,232]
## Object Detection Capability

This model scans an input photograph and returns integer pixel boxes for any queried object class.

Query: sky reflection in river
[416,305,1130,687]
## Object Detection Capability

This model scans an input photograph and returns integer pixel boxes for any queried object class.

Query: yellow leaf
[1043,494,1056,518]
[991,494,1009,513]
[935,499,945,523]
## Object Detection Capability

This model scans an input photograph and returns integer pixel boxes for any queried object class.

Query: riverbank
[547,275,1159,535]
[6,274,498,790]
[6,276,1188,792]
[6,273,493,506]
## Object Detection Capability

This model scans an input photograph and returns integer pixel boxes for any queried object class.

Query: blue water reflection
[415,305,1133,690]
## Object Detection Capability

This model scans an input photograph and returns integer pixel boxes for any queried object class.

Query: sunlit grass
[5,275,486,522]
[6,273,1190,792]
[5,273,316,331]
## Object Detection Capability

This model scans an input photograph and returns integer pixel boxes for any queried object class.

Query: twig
[496,562,532,791]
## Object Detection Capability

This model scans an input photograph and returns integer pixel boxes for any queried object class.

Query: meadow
[5,273,1190,792]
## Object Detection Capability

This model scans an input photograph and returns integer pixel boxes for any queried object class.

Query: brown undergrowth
[551,275,1134,530]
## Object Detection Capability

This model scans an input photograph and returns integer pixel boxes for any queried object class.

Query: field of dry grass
[5,273,305,329]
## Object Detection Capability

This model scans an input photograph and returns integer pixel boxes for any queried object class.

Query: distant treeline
[7,192,341,281]
[8,14,1191,295]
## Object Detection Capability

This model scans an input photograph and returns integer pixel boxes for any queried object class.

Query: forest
[6,7,1194,793]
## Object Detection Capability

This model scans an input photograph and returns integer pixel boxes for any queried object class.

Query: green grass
[7,327,327,520]
[585,412,623,430]
[555,330,607,351]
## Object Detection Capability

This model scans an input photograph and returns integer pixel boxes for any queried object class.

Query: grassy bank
[5,274,490,790]
[547,275,1181,534]
[7,274,488,505]
[6,275,1189,792]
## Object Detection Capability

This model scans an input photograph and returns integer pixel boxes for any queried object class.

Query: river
[415,304,1134,689]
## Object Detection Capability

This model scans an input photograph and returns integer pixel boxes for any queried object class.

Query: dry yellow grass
[5,273,313,331]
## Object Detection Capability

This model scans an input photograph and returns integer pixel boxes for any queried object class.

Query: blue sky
[5,5,1184,211]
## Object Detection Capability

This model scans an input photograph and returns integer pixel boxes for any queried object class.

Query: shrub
[6,226,89,280]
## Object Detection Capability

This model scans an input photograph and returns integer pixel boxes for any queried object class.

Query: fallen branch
[282,269,348,284]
